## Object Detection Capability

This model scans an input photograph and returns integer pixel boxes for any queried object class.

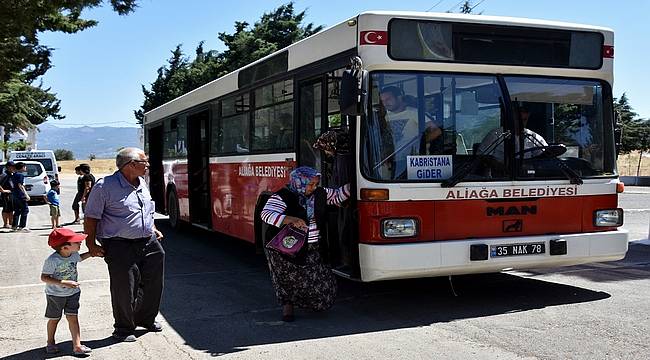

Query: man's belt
[103,235,152,242]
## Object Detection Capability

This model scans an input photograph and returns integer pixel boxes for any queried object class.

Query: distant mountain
[33,123,141,160]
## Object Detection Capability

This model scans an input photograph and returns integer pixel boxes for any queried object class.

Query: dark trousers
[102,235,165,335]
[12,197,28,228]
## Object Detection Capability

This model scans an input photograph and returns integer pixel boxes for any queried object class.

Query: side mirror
[339,69,368,116]
[57,166,62,172]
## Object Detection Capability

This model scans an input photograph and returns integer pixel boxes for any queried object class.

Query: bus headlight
[594,209,623,227]
[382,218,417,238]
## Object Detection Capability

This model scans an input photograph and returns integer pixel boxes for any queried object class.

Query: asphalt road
[0,174,648,360]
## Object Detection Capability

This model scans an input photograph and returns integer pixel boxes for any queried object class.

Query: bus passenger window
[252,79,294,152]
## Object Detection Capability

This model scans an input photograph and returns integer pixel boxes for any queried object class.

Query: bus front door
[299,75,359,278]
[187,110,211,227]
[147,125,165,213]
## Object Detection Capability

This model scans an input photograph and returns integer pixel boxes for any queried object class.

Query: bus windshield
[361,72,616,182]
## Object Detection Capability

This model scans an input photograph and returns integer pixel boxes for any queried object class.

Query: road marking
[0,270,257,290]
[0,278,109,290]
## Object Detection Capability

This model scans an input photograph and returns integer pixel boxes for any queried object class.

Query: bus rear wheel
[168,191,180,229]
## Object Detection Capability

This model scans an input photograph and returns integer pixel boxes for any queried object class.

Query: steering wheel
[516,143,567,159]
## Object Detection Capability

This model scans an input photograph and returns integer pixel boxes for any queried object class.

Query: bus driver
[478,105,548,160]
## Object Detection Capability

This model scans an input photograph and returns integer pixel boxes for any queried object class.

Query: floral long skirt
[265,243,337,311]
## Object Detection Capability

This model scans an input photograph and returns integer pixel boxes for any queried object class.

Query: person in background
[84,147,165,342]
[40,228,93,356]
[46,180,61,229]
[0,161,16,228]
[260,166,350,322]
[10,162,30,232]
[79,164,95,211]
[71,166,83,224]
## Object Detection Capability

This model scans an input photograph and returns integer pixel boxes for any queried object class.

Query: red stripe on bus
[357,194,618,244]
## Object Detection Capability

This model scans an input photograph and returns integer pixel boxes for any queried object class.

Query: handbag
[265,225,307,258]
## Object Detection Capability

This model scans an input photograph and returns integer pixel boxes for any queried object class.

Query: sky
[39,0,650,128]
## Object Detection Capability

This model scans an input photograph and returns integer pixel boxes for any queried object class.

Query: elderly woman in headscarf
[260,166,350,322]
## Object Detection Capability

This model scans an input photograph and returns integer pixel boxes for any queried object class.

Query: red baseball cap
[48,228,87,248]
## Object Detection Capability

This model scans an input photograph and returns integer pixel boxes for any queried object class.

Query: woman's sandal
[73,344,92,355]
[45,344,59,354]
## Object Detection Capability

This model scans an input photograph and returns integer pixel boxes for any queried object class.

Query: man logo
[503,219,523,232]
[487,205,537,217]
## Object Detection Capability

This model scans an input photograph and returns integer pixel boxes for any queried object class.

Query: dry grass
[57,152,649,177]
[617,151,650,176]
[58,159,116,175]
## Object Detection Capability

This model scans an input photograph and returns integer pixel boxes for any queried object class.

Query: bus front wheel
[168,191,180,229]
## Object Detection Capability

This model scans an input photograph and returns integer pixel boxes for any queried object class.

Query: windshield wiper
[517,143,583,185]
[373,134,421,171]
[553,157,584,184]
[441,130,511,188]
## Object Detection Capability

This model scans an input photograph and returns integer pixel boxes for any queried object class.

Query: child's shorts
[45,292,80,319]
[49,205,60,217]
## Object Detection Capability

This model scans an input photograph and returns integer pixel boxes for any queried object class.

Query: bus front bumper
[358,230,629,282]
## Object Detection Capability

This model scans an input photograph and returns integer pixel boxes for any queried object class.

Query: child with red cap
[40,228,92,355]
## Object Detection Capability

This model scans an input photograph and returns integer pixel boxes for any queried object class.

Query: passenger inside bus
[378,86,442,177]
[273,113,294,150]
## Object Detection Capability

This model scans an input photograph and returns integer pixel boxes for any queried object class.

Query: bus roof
[358,11,612,33]
[144,11,612,125]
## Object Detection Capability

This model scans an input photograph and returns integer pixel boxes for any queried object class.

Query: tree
[0,0,138,86]
[0,77,64,139]
[217,3,322,72]
[0,139,30,159]
[135,2,322,124]
[614,93,650,177]
[54,149,75,161]
[614,93,647,154]
[0,1,138,140]
[455,1,484,14]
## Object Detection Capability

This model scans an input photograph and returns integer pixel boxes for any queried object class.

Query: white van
[0,161,49,201]
[9,150,59,181]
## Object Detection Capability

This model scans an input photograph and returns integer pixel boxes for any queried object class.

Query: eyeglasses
[130,159,149,165]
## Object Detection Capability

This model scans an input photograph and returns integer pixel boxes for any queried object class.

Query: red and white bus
[143,11,627,281]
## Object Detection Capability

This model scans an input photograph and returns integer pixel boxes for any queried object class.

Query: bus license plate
[491,242,545,257]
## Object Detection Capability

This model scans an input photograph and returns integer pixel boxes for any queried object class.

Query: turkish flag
[360,31,388,45]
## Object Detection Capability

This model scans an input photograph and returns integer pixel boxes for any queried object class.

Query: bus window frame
[360,70,617,184]
[503,74,618,180]
[214,93,252,156]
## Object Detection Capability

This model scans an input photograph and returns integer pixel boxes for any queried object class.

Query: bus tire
[168,190,181,229]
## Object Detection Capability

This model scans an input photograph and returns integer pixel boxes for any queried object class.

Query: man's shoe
[142,321,163,332]
[112,332,136,342]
